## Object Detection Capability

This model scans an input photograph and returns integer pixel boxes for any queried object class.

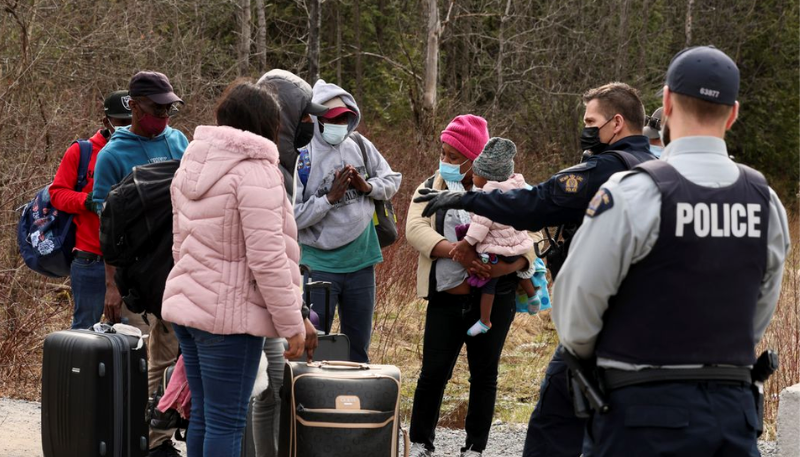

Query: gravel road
[0,397,778,456]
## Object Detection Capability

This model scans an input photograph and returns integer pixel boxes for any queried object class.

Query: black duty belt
[603,366,752,390]
[74,250,103,262]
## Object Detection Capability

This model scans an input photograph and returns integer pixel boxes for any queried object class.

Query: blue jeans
[173,324,264,457]
[309,265,375,363]
[69,257,106,329]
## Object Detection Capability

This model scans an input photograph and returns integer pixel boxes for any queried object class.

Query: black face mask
[580,116,615,154]
[294,121,315,148]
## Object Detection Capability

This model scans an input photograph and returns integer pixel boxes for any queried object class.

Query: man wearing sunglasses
[92,70,188,457]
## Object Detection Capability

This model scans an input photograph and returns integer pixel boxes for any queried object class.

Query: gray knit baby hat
[473,137,516,182]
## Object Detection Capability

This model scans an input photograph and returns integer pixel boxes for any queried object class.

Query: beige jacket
[406,173,541,299]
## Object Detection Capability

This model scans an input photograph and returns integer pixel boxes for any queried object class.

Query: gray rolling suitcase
[278,361,407,457]
[41,329,149,457]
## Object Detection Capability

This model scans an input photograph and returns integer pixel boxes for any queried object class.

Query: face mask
[439,159,470,182]
[321,123,349,145]
[139,113,169,137]
[294,121,315,148]
[660,117,671,147]
[650,145,664,157]
[580,116,615,154]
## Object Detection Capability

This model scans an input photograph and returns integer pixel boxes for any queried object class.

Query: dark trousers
[409,288,515,452]
[309,265,375,363]
[522,346,586,457]
[587,382,760,457]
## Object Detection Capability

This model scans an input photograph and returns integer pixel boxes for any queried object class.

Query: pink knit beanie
[440,115,490,161]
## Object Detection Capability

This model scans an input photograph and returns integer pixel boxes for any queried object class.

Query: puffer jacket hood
[257,69,317,196]
[173,125,279,201]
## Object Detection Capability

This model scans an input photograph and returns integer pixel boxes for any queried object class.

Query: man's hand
[327,168,353,204]
[103,283,123,323]
[284,332,305,360]
[84,194,96,213]
[413,188,466,217]
[347,165,372,194]
[303,318,319,363]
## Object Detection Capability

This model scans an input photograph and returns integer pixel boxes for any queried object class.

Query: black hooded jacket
[257,70,318,197]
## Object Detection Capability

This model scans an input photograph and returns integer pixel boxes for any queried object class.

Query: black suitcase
[42,330,149,457]
[278,361,405,457]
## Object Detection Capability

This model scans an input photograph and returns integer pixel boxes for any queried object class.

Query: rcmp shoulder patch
[557,173,586,194]
[586,188,614,218]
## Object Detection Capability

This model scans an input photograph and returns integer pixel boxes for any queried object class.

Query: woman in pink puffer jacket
[161,80,306,457]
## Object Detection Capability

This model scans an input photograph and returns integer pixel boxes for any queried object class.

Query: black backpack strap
[605,149,646,170]
[73,140,93,191]
[351,131,371,177]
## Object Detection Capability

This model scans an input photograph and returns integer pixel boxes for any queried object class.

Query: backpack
[351,132,398,249]
[100,160,179,318]
[17,140,92,278]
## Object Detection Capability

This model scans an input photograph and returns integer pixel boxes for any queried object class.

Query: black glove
[84,193,96,212]
[413,188,466,218]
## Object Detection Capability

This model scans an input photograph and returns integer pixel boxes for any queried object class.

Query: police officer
[415,82,656,457]
[552,46,791,456]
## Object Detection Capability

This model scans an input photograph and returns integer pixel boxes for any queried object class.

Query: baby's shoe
[467,320,491,336]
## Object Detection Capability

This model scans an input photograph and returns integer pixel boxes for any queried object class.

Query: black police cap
[666,46,739,106]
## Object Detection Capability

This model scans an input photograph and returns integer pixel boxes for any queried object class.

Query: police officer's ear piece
[645,115,662,132]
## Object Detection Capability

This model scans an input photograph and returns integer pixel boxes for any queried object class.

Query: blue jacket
[462,135,654,231]
[92,125,188,204]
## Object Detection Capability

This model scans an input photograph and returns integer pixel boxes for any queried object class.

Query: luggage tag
[335,395,361,411]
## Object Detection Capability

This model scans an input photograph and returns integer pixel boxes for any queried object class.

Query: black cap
[666,46,739,106]
[104,90,132,119]
[129,71,184,105]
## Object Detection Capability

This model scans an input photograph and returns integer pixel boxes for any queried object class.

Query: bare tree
[255,0,267,70]
[336,0,342,83]
[355,0,363,102]
[308,0,321,82]
[237,0,252,75]
[685,0,694,47]
[422,0,440,115]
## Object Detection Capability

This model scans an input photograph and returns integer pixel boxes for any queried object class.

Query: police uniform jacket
[552,136,791,369]
[460,135,654,232]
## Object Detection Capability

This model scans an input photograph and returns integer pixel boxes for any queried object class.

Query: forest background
[0,0,798,438]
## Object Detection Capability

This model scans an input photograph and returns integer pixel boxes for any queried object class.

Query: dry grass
[0,121,797,439]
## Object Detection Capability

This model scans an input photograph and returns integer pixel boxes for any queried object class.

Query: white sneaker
[409,442,432,457]
[460,449,482,457]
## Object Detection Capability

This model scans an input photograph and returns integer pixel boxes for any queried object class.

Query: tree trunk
[685,0,695,47]
[237,0,252,76]
[495,0,513,107]
[615,0,630,81]
[336,0,342,84]
[355,0,363,103]
[255,0,267,70]
[423,0,440,113]
[308,0,321,83]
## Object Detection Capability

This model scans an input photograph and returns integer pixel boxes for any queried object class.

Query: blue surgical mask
[321,123,349,145]
[439,159,470,182]
[650,145,664,158]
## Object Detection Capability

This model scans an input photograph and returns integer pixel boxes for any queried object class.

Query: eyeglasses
[131,98,180,117]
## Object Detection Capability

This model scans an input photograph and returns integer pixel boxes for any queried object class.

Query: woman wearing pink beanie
[405,115,539,457]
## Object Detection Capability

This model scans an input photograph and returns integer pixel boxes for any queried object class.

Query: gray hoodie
[294,80,402,250]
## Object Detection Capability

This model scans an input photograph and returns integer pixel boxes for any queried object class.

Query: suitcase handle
[309,360,369,370]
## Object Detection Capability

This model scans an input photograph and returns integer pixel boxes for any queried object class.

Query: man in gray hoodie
[294,80,402,363]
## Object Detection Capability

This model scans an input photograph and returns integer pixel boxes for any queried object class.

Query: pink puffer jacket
[161,125,305,339]
[464,173,534,257]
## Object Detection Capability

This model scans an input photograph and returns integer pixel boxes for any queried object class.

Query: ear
[613,113,625,134]
[725,101,739,131]
[662,86,672,117]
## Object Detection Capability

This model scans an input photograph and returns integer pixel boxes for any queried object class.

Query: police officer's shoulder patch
[556,173,587,194]
[586,188,614,218]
